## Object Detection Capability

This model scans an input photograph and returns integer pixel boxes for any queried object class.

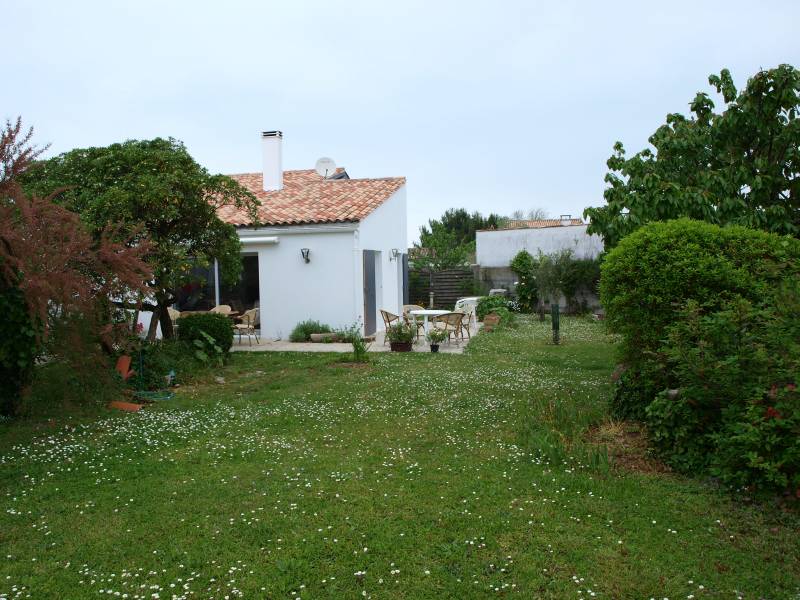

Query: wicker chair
[433,312,465,343]
[402,304,425,340]
[456,305,476,340]
[380,309,401,345]
[210,304,233,315]
[234,308,260,345]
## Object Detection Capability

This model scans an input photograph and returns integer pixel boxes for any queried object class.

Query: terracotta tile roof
[217,169,406,227]
[485,218,585,231]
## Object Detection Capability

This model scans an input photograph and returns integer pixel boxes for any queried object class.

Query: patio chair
[234,308,260,346]
[432,312,465,344]
[455,304,476,340]
[380,309,401,345]
[210,304,232,315]
[402,304,425,340]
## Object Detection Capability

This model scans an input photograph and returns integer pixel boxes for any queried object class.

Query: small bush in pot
[386,322,415,352]
[426,328,448,352]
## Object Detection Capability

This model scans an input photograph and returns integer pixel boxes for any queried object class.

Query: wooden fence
[408,268,477,309]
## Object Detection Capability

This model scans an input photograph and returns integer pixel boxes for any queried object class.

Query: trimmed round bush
[601,218,800,417]
[289,320,332,342]
[177,312,234,353]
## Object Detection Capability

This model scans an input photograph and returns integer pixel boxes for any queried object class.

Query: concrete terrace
[231,326,479,354]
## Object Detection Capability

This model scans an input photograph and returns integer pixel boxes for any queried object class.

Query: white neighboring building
[476,218,603,267]
[147,131,408,340]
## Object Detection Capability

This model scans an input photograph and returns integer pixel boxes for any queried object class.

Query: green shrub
[646,287,800,495]
[561,257,601,314]
[601,218,800,416]
[0,286,40,415]
[129,339,213,391]
[177,312,234,353]
[386,322,415,344]
[509,250,538,312]
[476,296,512,321]
[289,319,332,342]
[336,322,370,362]
[490,306,516,327]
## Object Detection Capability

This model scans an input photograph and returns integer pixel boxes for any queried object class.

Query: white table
[409,309,449,336]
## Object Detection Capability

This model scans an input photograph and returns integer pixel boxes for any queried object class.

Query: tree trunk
[146,304,161,341]
[158,301,174,339]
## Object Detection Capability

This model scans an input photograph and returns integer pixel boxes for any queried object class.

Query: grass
[1,316,798,598]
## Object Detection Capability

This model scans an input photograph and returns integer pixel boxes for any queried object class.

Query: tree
[1,117,47,198]
[22,138,259,339]
[1,118,151,414]
[415,208,504,270]
[411,227,470,271]
[418,208,504,248]
[509,250,537,312]
[584,64,800,249]
[509,208,549,221]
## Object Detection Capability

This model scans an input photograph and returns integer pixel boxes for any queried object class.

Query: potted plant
[386,322,415,352]
[426,328,448,353]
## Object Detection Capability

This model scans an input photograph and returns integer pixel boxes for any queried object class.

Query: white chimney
[261,131,283,191]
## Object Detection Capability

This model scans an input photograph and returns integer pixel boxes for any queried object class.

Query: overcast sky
[6,0,799,244]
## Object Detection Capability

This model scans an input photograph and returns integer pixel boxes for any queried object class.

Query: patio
[231,324,479,354]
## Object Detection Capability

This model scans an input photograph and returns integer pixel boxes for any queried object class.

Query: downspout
[353,229,360,332]
[213,259,220,306]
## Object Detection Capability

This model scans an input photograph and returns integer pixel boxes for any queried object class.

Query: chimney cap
[262,131,283,138]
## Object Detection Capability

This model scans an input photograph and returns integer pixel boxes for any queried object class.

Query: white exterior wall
[240,224,358,340]
[357,186,407,331]
[476,225,603,268]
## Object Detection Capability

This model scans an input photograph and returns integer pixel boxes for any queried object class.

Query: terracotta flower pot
[390,341,413,352]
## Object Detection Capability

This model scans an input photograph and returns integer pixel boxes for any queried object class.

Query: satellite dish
[315,157,337,178]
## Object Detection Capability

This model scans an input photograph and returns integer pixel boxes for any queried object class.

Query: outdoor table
[409,309,449,336]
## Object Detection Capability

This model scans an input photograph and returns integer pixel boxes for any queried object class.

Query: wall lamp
[389,248,401,261]
[300,248,311,263]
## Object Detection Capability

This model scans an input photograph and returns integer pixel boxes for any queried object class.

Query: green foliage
[413,208,504,270]
[289,320,333,342]
[131,339,215,391]
[193,331,224,367]
[490,306,516,327]
[509,249,599,315]
[426,328,448,344]
[419,208,503,248]
[585,64,800,249]
[509,250,538,312]
[646,288,800,495]
[602,219,800,493]
[0,286,40,415]
[601,219,799,379]
[335,321,370,362]
[21,138,259,334]
[385,322,415,344]
[561,257,601,314]
[177,312,234,354]
[476,296,512,321]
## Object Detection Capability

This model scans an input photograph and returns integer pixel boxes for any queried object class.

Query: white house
[168,131,408,339]
[476,217,603,268]
[474,218,604,311]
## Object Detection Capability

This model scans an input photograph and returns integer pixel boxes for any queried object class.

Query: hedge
[601,218,800,417]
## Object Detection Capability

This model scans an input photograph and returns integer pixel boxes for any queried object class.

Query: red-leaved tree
[0,117,152,414]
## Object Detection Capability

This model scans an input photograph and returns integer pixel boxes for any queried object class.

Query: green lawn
[1,317,798,598]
